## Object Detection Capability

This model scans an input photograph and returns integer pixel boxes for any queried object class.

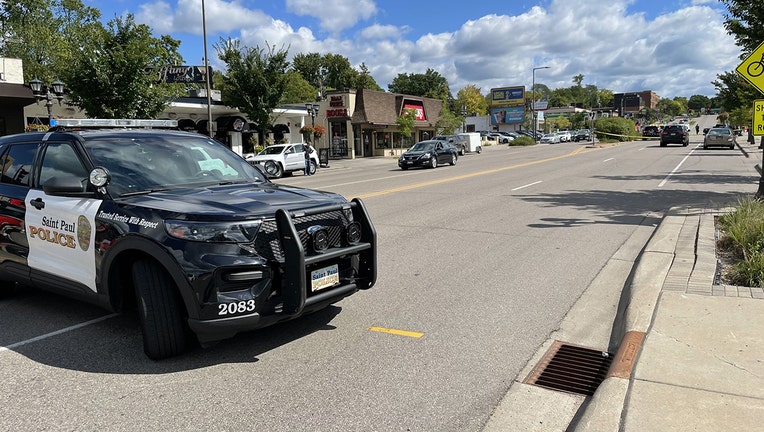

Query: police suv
[0,119,377,359]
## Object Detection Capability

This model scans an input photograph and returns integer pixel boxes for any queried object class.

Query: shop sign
[330,96,345,107]
[327,108,348,117]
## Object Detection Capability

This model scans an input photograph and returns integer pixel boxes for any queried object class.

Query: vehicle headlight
[421,152,431,159]
[165,220,262,243]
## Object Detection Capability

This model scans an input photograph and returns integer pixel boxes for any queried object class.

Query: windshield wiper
[118,187,170,197]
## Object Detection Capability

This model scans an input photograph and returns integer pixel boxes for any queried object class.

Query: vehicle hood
[402,149,433,157]
[117,183,347,219]
[250,154,284,162]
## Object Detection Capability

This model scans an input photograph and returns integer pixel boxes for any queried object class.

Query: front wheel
[450,154,457,165]
[308,160,317,175]
[265,161,283,178]
[133,260,188,360]
[430,156,438,168]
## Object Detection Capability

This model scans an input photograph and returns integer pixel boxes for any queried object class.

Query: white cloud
[286,0,377,33]
[134,0,740,98]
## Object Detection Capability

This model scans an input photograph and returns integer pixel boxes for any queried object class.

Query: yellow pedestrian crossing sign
[737,40,764,95]
[753,100,764,136]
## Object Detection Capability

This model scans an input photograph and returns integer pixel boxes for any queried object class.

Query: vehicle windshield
[84,132,266,197]
[258,146,287,155]
[708,128,731,135]
[409,142,435,151]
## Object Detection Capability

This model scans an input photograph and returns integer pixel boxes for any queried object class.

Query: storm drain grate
[524,341,613,396]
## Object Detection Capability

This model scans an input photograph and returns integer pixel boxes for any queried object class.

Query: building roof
[351,89,443,127]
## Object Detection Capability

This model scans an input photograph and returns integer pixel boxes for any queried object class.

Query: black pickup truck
[0,119,377,359]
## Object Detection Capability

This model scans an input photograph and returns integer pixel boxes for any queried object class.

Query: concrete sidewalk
[573,209,764,432]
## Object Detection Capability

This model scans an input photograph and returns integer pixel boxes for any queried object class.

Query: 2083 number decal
[218,300,256,316]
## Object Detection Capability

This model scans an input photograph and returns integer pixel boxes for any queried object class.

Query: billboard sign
[491,86,525,107]
[490,106,525,125]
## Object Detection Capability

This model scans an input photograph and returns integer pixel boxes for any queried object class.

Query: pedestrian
[696,124,700,134]
[304,142,313,175]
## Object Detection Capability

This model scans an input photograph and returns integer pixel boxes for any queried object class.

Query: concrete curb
[570,210,685,432]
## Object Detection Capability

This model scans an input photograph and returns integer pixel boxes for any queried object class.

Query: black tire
[683,142,688,147]
[450,154,457,166]
[430,156,438,169]
[264,160,283,178]
[660,141,667,147]
[476,146,482,154]
[308,160,317,175]
[730,145,735,150]
[400,165,408,170]
[133,259,187,360]
[703,145,708,150]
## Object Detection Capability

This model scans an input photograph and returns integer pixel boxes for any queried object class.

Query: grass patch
[717,196,764,287]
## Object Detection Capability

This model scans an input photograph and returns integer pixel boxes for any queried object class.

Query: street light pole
[532,66,550,143]
[29,78,65,124]
[461,105,467,133]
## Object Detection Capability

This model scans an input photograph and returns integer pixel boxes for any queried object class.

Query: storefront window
[329,120,348,157]
[375,132,391,148]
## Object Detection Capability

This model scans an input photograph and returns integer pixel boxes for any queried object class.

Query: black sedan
[398,140,458,170]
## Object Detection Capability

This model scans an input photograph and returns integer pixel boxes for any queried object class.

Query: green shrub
[718,197,764,287]
[593,117,638,142]
[509,136,534,146]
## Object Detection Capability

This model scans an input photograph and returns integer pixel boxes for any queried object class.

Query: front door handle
[30,197,45,210]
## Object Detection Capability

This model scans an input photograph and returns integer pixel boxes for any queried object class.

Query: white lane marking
[512,181,542,191]
[603,158,615,162]
[0,313,119,353]
[658,146,699,187]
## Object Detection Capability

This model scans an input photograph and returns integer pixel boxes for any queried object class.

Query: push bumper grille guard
[275,198,377,316]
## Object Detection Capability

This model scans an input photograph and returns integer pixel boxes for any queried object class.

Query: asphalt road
[1,116,757,431]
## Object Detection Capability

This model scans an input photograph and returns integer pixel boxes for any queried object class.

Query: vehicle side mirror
[42,176,92,197]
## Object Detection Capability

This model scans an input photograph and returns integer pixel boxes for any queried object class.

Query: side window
[39,143,88,187]
[0,143,38,187]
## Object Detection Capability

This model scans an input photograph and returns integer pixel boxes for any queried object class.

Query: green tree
[395,108,417,150]
[456,84,488,116]
[388,68,451,101]
[292,52,323,90]
[354,63,382,91]
[721,0,764,55]
[215,39,289,135]
[688,94,712,112]
[435,108,462,135]
[0,0,103,83]
[281,70,318,103]
[657,98,683,117]
[62,14,183,118]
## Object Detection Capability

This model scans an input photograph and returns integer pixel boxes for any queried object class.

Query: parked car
[398,140,458,169]
[557,130,572,142]
[0,119,377,359]
[433,134,470,155]
[642,125,661,140]
[660,125,689,147]
[487,132,510,143]
[703,127,736,150]
[497,131,516,142]
[540,133,561,144]
[248,143,320,178]
[573,129,592,142]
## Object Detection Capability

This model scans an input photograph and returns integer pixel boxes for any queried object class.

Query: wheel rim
[431,157,437,168]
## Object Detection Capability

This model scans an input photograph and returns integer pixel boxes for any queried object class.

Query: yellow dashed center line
[358,146,594,199]
[368,326,425,338]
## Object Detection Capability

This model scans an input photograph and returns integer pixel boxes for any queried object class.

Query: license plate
[406,161,413,164]
[311,264,339,292]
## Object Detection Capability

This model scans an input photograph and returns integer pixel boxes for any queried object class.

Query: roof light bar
[51,119,178,128]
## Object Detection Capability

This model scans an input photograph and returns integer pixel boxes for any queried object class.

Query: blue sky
[93,0,740,99]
